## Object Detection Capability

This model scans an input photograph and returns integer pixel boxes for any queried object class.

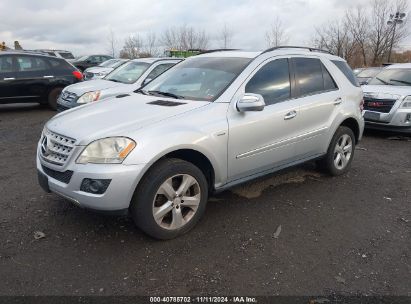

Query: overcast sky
[1,0,410,56]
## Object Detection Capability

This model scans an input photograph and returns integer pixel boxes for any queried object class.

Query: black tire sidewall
[324,126,355,176]
[48,87,63,110]
[130,158,208,240]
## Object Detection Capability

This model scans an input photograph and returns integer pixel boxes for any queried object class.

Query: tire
[317,126,355,176]
[130,158,209,240]
[47,87,63,110]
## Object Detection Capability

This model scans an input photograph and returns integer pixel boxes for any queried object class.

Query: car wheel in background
[317,126,355,176]
[130,158,208,240]
[48,87,63,110]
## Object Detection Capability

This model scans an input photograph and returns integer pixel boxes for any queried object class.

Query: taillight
[360,98,364,111]
[72,70,83,81]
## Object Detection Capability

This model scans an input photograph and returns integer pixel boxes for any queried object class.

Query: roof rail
[199,49,240,54]
[262,46,333,55]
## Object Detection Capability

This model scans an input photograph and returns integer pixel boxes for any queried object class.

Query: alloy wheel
[152,174,201,230]
[333,134,353,170]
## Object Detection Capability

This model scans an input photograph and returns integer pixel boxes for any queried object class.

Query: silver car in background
[362,63,411,133]
[38,47,364,239]
[57,57,182,111]
[83,59,129,80]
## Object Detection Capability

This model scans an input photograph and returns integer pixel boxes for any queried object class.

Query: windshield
[141,57,251,101]
[76,55,89,62]
[99,59,120,68]
[104,61,150,84]
[357,68,382,78]
[58,52,75,59]
[368,68,411,86]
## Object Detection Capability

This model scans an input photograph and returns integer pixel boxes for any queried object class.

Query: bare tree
[313,21,354,58]
[219,23,233,49]
[161,25,209,50]
[265,17,288,47]
[144,32,158,56]
[119,35,143,59]
[106,28,117,57]
[368,0,409,64]
[345,7,369,66]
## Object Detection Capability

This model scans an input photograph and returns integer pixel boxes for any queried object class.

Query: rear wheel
[47,87,63,110]
[130,158,208,240]
[317,126,355,176]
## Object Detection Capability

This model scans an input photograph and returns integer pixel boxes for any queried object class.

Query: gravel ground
[0,104,410,297]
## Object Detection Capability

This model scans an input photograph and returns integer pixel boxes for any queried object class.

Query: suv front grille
[40,129,76,166]
[60,91,78,103]
[42,165,73,184]
[363,97,397,113]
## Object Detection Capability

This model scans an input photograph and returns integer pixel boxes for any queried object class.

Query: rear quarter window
[331,60,360,87]
[47,58,74,75]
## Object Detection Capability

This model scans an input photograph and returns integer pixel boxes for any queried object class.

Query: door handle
[334,97,342,105]
[4,77,15,80]
[43,75,54,78]
[284,110,297,120]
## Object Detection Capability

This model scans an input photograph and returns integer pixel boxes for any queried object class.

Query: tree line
[109,0,409,67]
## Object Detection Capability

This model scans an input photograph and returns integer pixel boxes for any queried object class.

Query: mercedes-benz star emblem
[41,136,49,156]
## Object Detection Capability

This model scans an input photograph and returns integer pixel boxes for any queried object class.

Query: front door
[227,57,301,181]
[0,55,19,103]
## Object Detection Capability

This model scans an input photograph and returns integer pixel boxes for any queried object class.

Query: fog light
[80,178,111,194]
[406,113,411,123]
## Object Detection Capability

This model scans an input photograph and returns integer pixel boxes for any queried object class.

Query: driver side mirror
[236,93,265,112]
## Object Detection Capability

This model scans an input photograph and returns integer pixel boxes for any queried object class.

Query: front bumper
[36,145,147,211]
[364,107,411,134]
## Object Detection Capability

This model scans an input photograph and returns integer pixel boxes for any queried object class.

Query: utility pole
[387,12,406,63]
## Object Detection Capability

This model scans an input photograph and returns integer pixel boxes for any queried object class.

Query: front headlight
[402,96,411,108]
[76,137,136,164]
[77,91,101,104]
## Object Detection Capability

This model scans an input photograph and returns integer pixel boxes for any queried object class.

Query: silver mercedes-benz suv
[37,47,364,239]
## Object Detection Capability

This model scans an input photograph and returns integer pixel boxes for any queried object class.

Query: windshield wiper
[148,90,185,99]
[390,79,411,86]
[375,77,390,85]
[135,88,148,95]
[107,79,120,83]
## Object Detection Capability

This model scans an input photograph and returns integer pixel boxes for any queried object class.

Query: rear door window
[293,57,338,97]
[16,56,50,72]
[245,58,291,106]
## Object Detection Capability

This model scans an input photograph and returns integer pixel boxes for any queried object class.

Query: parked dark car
[0,51,83,109]
[71,55,113,72]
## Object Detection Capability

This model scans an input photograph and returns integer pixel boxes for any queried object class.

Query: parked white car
[83,59,129,80]
[57,57,182,111]
[38,47,364,239]
[362,63,411,133]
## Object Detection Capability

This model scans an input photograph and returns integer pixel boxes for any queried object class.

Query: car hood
[46,95,210,145]
[65,79,123,95]
[84,67,113,74]
[362,85,411,99]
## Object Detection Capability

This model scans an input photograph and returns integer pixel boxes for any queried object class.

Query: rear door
[14,55,53,101]
[290,57,341,158]
[0,55,19,103]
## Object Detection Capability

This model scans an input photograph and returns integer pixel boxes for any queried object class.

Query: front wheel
[130,158,208,240]
[317,126,355,176]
